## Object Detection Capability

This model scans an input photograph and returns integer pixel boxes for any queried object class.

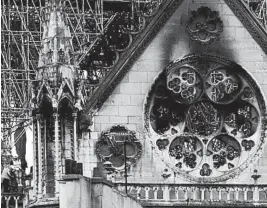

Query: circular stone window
[144,54,267,183]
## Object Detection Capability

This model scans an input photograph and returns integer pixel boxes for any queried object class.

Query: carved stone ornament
[186,6,223,44]
[144,54,267,183]
[96,125,142,174]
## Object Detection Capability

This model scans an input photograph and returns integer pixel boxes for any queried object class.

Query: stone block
[220,40,256,50]
[163,24,185,39]
[93,123,101,132]
[243,62,261,71]
[137,60,168,73]
[100,123,113,131]
[235,50,265,62]
[90,132,98,140]
[109,94,131,106]
[165,4,184,25]
[98,105,119,116]
[147,72,161,83]
[171,42,191,60]
[226,15,243,27]
[94,115,110,124]
[112,85,120,94]
[124,124,137,131]
[148,34,166,49]
[221,3,233,15]
[119,106,142,116]
[140,46,169,61]
[128,116,142,124]
[258,157,267,166]
[129,71,148,83]
[89,155,98,163]
[120,83,142,94]
[137,60,156,72]
[235,27,249,39]
[120,73,129,83]
[109,116,128,124]
[222,26,236,38]
[136,123,144,132]
[83,170,92,178]
[141,83,152,95]
[129,63,139,71]
[130,95,145,106]
[261,146,267,158]
[251,72,265,85]
[262,85,267,98]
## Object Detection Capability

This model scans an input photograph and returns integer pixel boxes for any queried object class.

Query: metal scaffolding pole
[1,0,107,152]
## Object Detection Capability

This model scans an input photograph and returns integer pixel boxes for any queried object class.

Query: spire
[38,0,73,67]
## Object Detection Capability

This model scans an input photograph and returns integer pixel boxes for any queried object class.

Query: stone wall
[59,175,92,208]
[92,179,143,208]
[78,0,267,184]
[58,176,142,208]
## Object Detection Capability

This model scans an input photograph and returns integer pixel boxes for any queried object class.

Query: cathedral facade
[1,0,267,207]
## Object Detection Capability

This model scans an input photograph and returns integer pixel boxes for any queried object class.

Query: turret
[31,0,86,201]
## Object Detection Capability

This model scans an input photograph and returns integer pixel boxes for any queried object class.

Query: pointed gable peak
[38,0,73,67]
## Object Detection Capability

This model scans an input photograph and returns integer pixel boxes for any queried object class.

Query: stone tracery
[144,54,267,182]
[96,126,142,175]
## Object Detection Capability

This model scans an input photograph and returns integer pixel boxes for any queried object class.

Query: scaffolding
[1,0,109,152]
[1,0,164,157]
[243,0,267,28]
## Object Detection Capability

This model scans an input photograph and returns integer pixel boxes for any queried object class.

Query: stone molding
[224,0,267,54]
[83,0,185,114]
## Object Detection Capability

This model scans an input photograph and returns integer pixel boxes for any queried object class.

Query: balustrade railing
[116,183,267,206]
[1,193,23,208]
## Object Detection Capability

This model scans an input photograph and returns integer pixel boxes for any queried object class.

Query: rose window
[144,54,267,182]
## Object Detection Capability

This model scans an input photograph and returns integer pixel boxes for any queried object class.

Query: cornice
[224,0,267,54]
[83,0,185,113]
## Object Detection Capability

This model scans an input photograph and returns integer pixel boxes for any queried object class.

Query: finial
[251,169,261,184]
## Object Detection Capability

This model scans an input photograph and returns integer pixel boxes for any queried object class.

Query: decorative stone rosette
[144,54,267,183]
[96,125,142,175]
[186,6,223,44]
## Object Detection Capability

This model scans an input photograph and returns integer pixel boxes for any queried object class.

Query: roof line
[83,0,185,114]
[224,0,267,54]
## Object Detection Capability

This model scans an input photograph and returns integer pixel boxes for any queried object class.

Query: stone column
[227,188,231,201]
[14,196,20,208]
[53,113,60,196]
[36,114,43,199]
[254,186,260,202]
[32,117,38,198]
[218,189,222,201]
[210,188,213,201]
[244,189,248,201]
[72,112,77,161]
[164,185,170,200]
[201,188,205,201]
[43,119,47,196]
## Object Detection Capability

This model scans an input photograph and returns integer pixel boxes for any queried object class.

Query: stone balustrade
[1,193,23,208]
[115,183,267,207]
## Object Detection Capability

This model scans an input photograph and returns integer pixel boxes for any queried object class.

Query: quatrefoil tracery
[145,55,266,182]
[96,126,142,174]
[186,7,223,44]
